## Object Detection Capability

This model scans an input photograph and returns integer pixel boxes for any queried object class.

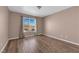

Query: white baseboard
[9,35,35,40]
[0,39,9,53]
[44,34,79,46]
[1,34,79,52]
[25,35,35,37]
[0,35,34,52]
[9,37,19,40]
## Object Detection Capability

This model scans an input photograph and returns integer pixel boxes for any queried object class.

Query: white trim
[9,37,19,40]
[24,35,35,37]
[44,34,79,46]
[0,35,35,52]
[9,35,35,40]
[0,39,9,53]
[1,34,79,52]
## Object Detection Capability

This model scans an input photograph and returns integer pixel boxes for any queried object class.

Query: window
[23,17,36,32]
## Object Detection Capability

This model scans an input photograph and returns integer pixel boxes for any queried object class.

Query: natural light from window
[23,17,36,32]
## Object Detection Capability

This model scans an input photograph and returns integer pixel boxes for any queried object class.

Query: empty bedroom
[0,6,79,53]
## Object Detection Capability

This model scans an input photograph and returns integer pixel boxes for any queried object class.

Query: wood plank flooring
[3,35,79,53]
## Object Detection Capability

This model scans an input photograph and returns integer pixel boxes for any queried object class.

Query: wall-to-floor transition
[43,6,79,45]
[8,12,44,39]
[1,6,79,52]
[0,6,9,52]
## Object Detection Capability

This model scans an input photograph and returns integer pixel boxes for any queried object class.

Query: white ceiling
[8,6,72,17]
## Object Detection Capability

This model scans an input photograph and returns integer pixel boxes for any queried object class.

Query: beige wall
[44,7,79,44]
[0,6,9,51]
[36,17,44,35]
[8,12,21,38]
[8,12,44,38]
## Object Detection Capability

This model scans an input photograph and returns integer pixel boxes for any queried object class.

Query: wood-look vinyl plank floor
[4,35,79,53]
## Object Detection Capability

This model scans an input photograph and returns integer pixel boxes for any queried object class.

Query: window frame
[23,17,37,32]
